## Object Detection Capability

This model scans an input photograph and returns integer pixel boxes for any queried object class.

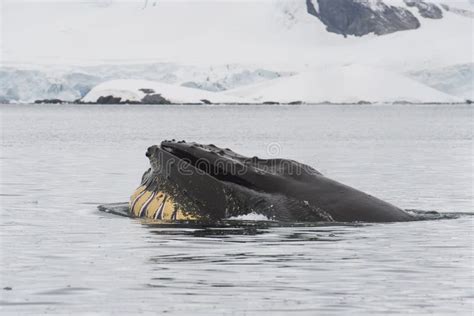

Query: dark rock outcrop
[404,0,443,19]
[96,95,122,104]
[306,0,319,17]
[34,99,64,104]
[141,93,171,104]
[139,88,155,94]
[307,0,421,37]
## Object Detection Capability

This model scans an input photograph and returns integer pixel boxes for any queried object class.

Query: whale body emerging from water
[124,140,414,223]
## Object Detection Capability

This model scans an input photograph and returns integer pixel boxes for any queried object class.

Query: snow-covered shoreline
[2,63,471,105]
[17,100,473,106]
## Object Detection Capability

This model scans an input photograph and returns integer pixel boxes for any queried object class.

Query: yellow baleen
[129,185,197,221]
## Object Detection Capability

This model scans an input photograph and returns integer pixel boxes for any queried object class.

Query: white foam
[228,213,272,221]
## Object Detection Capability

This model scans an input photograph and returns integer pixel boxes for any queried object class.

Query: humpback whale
[122,140,413,223]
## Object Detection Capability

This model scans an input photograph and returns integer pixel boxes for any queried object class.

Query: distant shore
[19,99,473,106]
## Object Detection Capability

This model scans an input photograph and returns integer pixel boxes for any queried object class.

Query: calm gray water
[0,104,473,315]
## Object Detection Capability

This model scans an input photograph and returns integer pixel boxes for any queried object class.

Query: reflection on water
[143,220,362,239]
[1,104,473,315]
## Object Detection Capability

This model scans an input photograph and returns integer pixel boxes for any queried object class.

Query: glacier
[0,64,290,103]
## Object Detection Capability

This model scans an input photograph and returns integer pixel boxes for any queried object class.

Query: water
[1,104,473,315]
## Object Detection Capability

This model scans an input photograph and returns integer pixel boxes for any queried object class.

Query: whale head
[140,140,331,221]
[136,140,413,223]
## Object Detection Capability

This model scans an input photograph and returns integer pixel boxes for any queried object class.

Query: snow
[355,0,386,11]
[1,0,473,103]
[3,0,471,68]
[82,79,249,104]
[83,65,463,104]
[224,65,462,103]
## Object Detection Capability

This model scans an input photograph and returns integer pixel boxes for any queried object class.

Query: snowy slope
[224,65,461,103]
[3,0,471,68]
[82,79,248,104]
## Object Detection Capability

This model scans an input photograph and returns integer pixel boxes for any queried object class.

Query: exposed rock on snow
[96,95,123,104]
[439,3,474,18]
[141,93,171,104]
[34,99,65,104]
[82,79,247,104]
[404,0,443,19]
[307,0,420,36]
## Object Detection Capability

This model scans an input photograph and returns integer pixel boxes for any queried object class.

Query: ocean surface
[0,103,473,315]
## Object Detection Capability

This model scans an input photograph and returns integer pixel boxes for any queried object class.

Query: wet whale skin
[128,140,413,223]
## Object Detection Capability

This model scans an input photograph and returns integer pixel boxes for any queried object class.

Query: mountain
[307,0,422,36]
[1,0,472,103]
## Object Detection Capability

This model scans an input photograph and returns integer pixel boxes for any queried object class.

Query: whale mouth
[158,140,256,189]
